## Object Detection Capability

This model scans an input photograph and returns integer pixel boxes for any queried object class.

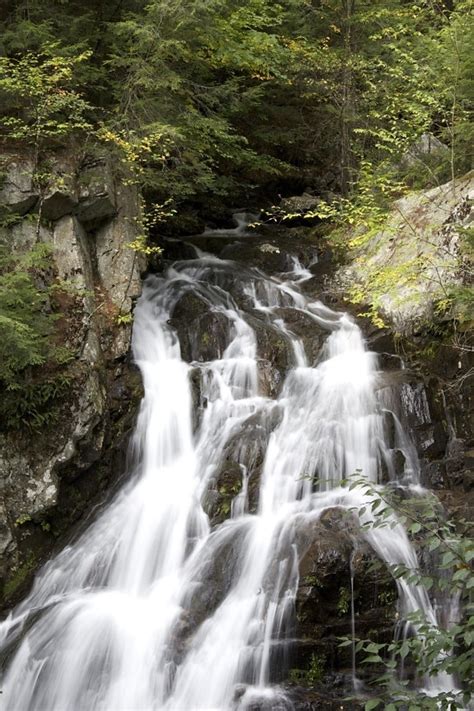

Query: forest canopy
[0,0,472,224]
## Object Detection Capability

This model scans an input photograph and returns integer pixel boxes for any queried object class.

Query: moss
[302,573,324,590]
[3,553,37,600]
[288,653,327,686]
[216,481,241,520]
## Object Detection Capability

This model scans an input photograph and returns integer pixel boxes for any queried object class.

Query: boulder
[41,156,78,221]
[336,171,474,333]
[170,292,230,363]
[280,193,321,215]
[291,509,397,688]
[402,132,449,168]
[76,158,117,227]
[0,154,38,214]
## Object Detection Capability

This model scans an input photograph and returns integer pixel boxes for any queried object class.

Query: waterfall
[0,245,457,710]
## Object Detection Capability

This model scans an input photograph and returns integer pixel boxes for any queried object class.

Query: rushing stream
[0,235,457,709]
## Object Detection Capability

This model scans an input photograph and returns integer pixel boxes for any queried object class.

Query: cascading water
[0,236,458,709]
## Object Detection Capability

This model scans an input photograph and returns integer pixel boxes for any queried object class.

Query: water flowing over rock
[0,226,460,709]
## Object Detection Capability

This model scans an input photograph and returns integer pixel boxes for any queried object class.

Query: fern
[0,243,71,430]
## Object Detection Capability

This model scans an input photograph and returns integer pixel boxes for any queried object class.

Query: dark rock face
[170,292,230,363]
[363,324,474,522]
[289,510,397,694]
[0,149,145,609]
[405,363,474,521]
[273,307,326,366]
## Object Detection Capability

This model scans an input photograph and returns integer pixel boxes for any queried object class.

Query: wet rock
[274,307,326,364]
[392,448,406,479]
[421,459,447,489]
[249,316,293,381]
[174,521,252,648]
[189,366,203,432]
[206,407,281,524]
[205,461,243,525]
[171,292,230,363]
[163,238,199,262]
[284,683,362,710]
[291,510,397,686]
[219,239,291,272]
[257,359,283,398]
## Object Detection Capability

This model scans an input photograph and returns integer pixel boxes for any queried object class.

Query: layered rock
[0,149,145,606]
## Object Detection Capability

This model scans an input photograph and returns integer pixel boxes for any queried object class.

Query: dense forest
[0,0,472,217]
[0,2,473,710]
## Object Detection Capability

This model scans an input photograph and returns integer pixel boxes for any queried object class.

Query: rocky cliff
[0,149,145,607]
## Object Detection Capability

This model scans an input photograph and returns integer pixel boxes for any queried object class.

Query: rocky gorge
[0,156,472,708]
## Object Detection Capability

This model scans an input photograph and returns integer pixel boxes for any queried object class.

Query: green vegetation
[0,3,470,409]
[0,1,472,221]
[0,48,92,147]
[3,553,38,599]
[0,242,71,429]
[0,1,471,703]
[341,476,474,711]
[289,652,326,686]
[337,586,351,616]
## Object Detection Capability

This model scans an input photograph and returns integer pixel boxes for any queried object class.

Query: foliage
[0,46,92,147]
[0,243,54,384]
[289,653,326,686]
[0,243,71,430]
[0,0,471,226]
[337,586,351,616]
[341,476,474,710]
[435,226,474,326]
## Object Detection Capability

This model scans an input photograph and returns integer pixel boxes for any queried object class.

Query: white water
[203,211,259,236]
[0,245,457,709]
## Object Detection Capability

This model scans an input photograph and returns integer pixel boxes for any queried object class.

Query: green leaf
[363,654,383,664]
[365,700,382,711]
